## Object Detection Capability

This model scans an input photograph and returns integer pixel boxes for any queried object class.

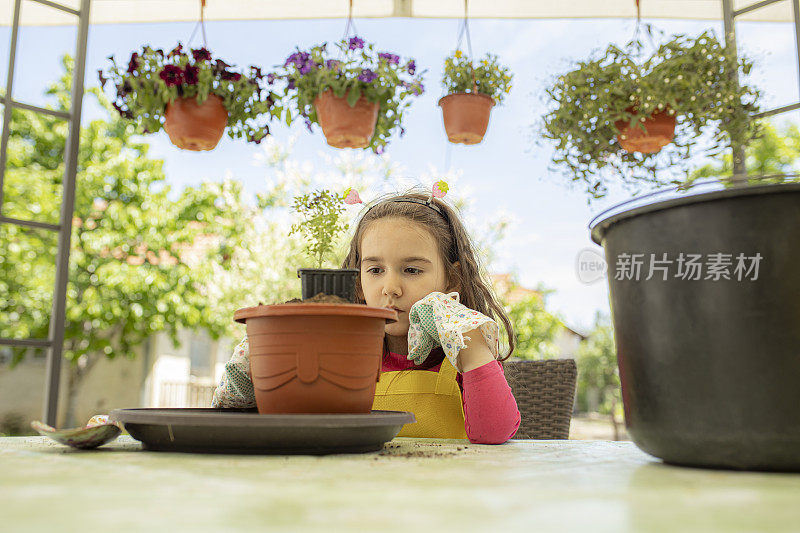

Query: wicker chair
[503,359,577,439]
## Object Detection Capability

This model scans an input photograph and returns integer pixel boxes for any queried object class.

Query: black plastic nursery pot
[297,268,360,302]
[591,182,800,471]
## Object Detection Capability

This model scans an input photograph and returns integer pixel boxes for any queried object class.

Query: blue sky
[2,12,798,331]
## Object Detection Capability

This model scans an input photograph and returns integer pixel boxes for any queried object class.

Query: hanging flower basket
[163,94,228,151]
[99,43,279,151]
[272,36,424,153]
[438,92,495,145]
[614,107,677,154]
[313,89,380,149]
[541,29,762,199]
[439,51,512,145]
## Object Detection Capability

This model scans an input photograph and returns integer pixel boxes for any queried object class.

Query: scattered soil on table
[376,442,469,459]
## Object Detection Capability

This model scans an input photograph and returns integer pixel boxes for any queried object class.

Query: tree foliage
[501,287,562,360]
[575,312,621,415]
[689,120,800,184]
[1,57,249,424]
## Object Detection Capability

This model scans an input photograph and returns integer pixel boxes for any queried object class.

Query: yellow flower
[455,50,462,58]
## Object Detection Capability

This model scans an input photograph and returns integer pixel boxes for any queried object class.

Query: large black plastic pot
[591,183,800,471]
[297,268,359,302]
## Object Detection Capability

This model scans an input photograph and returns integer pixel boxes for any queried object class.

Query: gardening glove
[407,291,500,370]
[211,337,257,409]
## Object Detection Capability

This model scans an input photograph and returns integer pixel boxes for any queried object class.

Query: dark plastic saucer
[109,408,415,455]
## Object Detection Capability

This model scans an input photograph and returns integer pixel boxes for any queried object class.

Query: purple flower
[111,102,133,119]
[220,71,242,81]
[266,73,277,84]
[358,69,378,83]
[183,65,199,85]
[348,36,365,50]
[168,44,183,58]
[410,82,424,96]
[407,60,416,75]
[299,62,315,75]
[192,47,212,62]
[116,80,132,98]
[379,53,400,65]
[288,79,296,90]
[127,52,140,74]
[159,65,184,86]
[213,59,232,76]
[284,51,310,68]
[376,145,385,155]
[304,117,313,132]
[325,59,341,71]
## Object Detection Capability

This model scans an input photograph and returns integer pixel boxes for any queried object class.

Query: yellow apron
[371,356,468,439]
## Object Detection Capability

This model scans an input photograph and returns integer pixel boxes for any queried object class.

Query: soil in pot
[438,92,495,145]
[614,108,676,154]
[313,89,379,149]
[234,303,396,415]
[163,94,228,151]
[283,293,350,304]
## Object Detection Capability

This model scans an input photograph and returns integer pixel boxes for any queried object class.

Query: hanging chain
[188,0,208,49]
[454,0,477,92]
[341,0,359,42]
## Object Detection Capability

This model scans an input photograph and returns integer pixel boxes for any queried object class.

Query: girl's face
[360,217,454,338]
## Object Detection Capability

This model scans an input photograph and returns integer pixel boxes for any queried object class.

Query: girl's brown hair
[341,191,515,364]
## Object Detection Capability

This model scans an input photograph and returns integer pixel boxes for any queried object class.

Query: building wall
[0,344,148,432]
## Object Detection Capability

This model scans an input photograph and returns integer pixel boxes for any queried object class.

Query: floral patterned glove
[211,337,257,409]
[407,291,500,369]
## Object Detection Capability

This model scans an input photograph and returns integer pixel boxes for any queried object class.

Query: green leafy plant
[99,43,280,144]
[289,189,350,268]
[3,56,250,426]
[272,36,425,154]
[442,50,513,104]
[541,29,761,198]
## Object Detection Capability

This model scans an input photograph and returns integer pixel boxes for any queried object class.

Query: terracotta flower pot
[438,92,496,145]
[313,89,380,149]
[234,303,397,414]
[163,94,228,151]
[614,108,677,154]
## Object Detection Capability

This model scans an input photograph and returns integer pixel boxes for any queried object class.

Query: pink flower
[343,188,362,205]
[432,180,449,198]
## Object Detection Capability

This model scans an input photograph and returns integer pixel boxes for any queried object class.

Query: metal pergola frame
[0,0,798,427]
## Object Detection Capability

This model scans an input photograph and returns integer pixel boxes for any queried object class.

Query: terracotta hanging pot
[313,89,380,149]
[234,303,397,414]
[614,107,677,154]
[163,94,229,151]
[438,92,496,145]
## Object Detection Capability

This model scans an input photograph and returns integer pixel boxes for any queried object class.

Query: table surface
[2,436,800,532]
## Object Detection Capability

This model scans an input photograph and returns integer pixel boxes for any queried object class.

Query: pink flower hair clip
[343,181,450,221]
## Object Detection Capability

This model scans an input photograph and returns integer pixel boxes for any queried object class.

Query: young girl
[213,190,520,444]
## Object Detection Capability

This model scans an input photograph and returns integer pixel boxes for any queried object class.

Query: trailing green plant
[289,189,350,268]
[442,50,513,104]
[541,29,761,199]
[272,36,425,154]
[99,43,280,144]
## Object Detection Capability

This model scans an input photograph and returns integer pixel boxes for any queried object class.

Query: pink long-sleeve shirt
[384,351,521,444]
